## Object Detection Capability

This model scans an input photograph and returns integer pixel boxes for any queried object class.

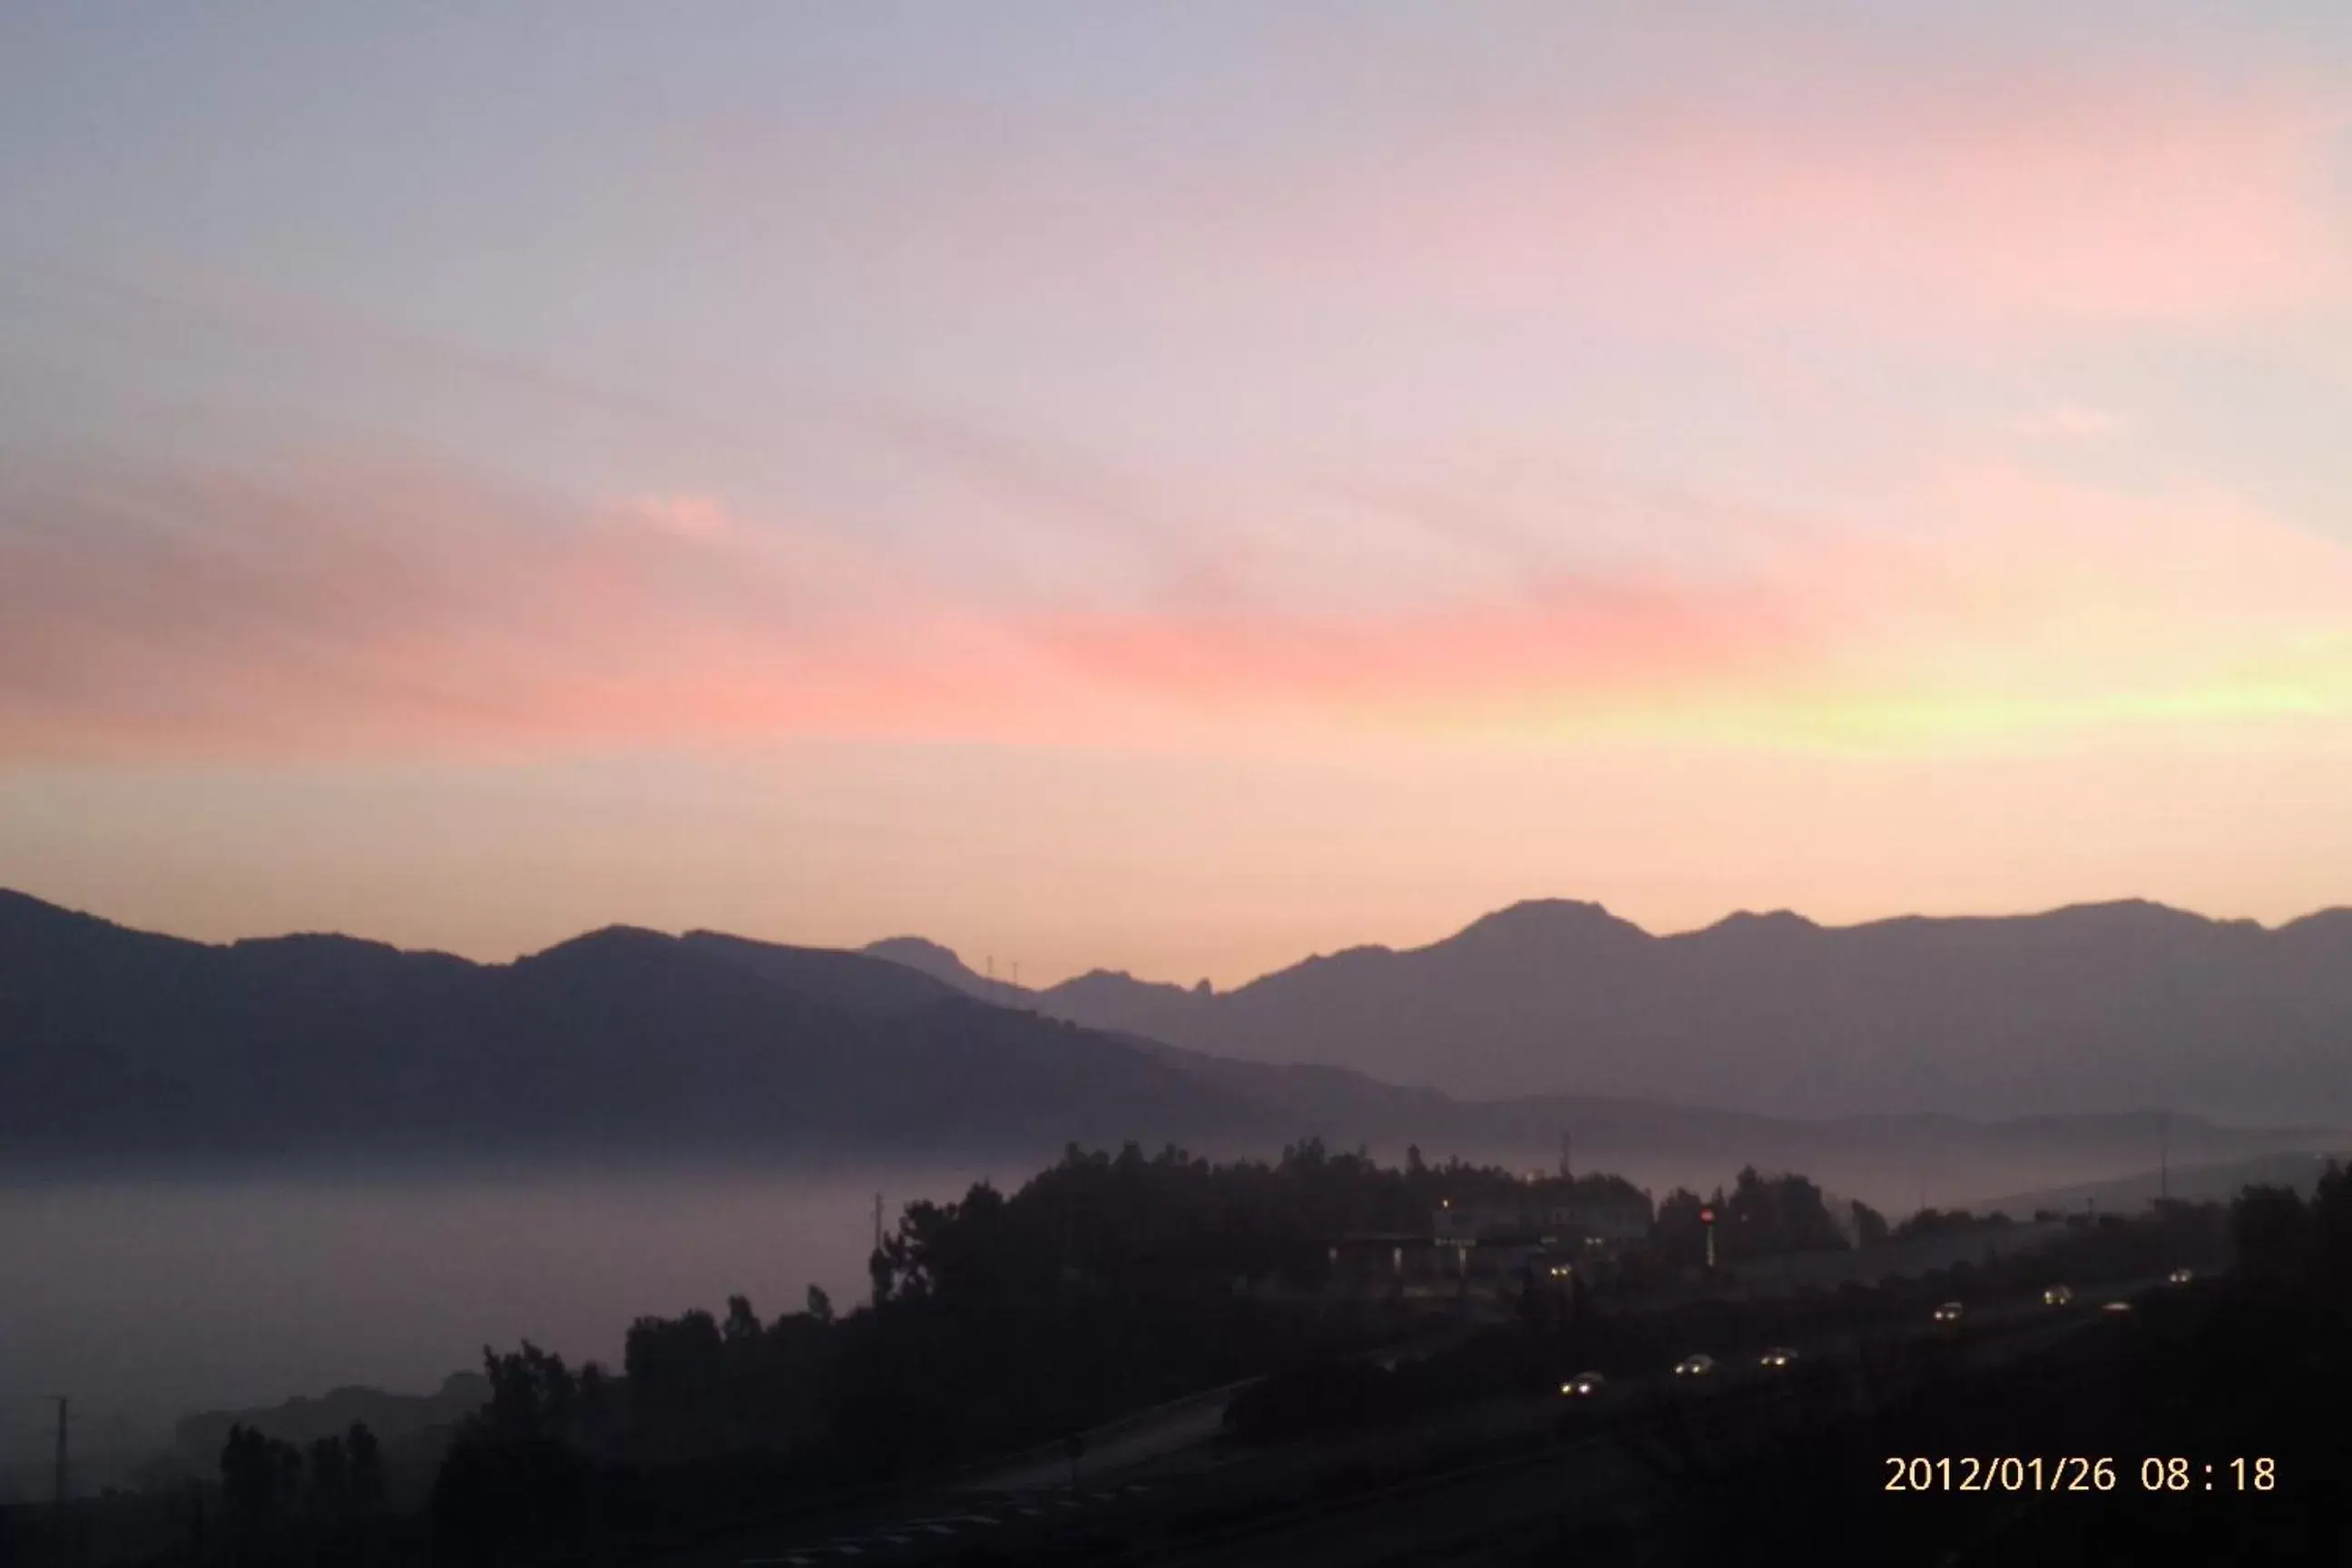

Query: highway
[1125,1288,2161,1568]
[674,1273,2181,1567]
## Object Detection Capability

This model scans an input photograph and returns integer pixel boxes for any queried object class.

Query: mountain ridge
[867,895,2352,1122]
[4,887,2341,1211]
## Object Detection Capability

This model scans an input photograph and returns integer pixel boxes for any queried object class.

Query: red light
[1699,1208,1715,1224]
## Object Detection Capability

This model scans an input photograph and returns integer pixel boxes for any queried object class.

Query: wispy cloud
[5,451,2347,766]
[632,494,734,541]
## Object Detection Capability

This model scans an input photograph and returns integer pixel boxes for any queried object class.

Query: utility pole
[2159,1111,2170,1203]
[870,1192,886,1308]
[51,1395,67,1504]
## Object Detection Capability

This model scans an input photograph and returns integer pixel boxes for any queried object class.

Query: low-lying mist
[0,1163,985,1496]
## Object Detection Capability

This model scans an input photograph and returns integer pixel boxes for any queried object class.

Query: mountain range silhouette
[868,897,2352,1123]
[5,887,2344,1204]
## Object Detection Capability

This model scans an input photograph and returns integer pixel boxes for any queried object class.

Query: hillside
[0,889,1270,1167]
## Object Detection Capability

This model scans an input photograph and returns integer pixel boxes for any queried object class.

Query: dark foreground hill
[876,897,2352,1123]
[0,889,1272,1166]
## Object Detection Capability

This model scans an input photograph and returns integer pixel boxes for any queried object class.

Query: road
[679,1272,2180,1567]
[1129,1287,2162,1568]
[952,1380,1252,1494]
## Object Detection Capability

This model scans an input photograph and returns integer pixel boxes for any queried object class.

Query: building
[1432,1190,1653,1250]
[1323,1232,1455,1287]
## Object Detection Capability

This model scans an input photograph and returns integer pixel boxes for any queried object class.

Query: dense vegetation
[426,1138,1604,1563]
[1653,1165,1860,1265]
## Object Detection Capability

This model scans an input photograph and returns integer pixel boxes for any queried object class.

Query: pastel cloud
[632,494,734,541]
[4,453,2347,767]
[0,458,1049,761]
[1035,466,2352,748]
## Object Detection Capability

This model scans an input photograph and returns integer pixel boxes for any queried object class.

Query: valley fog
[0,1165,988,1499]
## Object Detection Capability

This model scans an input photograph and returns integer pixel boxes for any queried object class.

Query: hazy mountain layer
[877,898,2352,1123]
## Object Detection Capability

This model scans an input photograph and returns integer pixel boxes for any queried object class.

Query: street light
[1699,1207,1717,1272]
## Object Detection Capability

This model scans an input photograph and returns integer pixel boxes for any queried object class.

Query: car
[2102,1299,2133,1316]
[1672,1354,1717,1377]
[2168,1267,2195,1286]
[2043,1285,2073,1307]
[1758,1347,1798,1369]
[1560,1371,1606,1397]
[1932,1301,1965,1326]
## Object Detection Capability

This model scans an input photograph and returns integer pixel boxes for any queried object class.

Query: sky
[3,2,2351,987]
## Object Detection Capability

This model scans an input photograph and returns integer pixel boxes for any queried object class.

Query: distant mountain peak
[228,931,409,957]
[521,925,680,966]
[2027,899,2232,936]
[866,935,970,973]
[861,935,1033,1003]
[875,940,1002,987]
[564,923,673,944]
[1054,966,1195,997]
[1696,908,1819,939]
[1441,898,1649,948]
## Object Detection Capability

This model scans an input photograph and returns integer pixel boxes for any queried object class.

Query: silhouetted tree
[576,1361,611,1428]
[220,1423,304,1534]
[1654,1187,1710,1267]
[723,1293,760,1346]
[480,1340,579,1443]
[306,1433,348,1517]
[347,1421,384,1512]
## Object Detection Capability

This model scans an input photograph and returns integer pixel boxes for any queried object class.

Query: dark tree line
[210,1419,389,1563]
[1652,1166,1855,1266]
[420,1140,1643,1562]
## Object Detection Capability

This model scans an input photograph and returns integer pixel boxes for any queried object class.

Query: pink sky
[3,5,2350,982]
